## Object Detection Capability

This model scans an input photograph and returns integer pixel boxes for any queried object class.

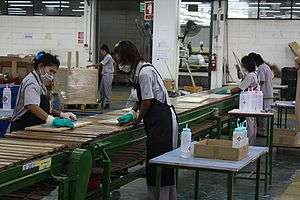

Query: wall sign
[144,1,154,21]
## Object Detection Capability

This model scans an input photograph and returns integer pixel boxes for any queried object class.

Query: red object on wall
[211,53,217,71]
[144,1,154,21]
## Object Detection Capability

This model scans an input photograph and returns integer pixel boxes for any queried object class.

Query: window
[228,0,258,19]
[293,0,300,19]
[0,0,84,16]
[60,1,84,17]
[0,1,7,15]
[259,0,291,19]
[34,0,61,16]
[180,2,211,26]
[7,0,34,16]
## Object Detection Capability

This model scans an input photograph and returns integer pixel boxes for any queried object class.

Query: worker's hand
[117,111,137,124]
[52,118,75,129]
[60,112,77,121]
[46,115,75,128]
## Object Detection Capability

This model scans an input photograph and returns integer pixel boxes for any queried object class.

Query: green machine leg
[65,148,92,200]
[102,153,112,200]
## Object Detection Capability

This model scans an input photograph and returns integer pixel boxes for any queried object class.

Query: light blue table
[150,145,268,200]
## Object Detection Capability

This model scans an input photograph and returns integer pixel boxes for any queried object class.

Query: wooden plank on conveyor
[5,133,91,143]
[0,154,31,160]
[0,138,63,148]
[0,151,39,157]
[17,131,99,139]
[0,161,13,166]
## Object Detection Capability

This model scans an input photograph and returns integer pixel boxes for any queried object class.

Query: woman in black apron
[114,41,178,200]
[10,52,75,132]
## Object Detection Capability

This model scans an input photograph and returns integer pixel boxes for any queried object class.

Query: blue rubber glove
[52,118,75,128]
[215,87,231,94]
[117,111,136,124]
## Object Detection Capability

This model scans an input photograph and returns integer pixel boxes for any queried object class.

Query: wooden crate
[54,68,99,105]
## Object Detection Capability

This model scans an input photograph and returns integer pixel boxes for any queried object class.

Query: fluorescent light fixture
[80,1,84,4]
[72,9,84,12]
[8,7,23,10]
[9,4,33,7]
[260,3,282,5]
[42,1,69,3]
[7,1,31,3]
[8,10,26,12]
[9,13,26,15]
[79,6,84,9]
[35,13,43,15]
[42,1,59,3]
[280,7,293,10]
[264,10,280,13]
[45,5,69,8]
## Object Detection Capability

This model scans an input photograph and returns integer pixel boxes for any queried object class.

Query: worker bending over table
[231,55,259,145]
[114,41,178,200]
[10,52,76,132]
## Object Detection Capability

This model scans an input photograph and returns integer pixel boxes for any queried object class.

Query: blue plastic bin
[0,84,20,109]
[0,109,14,137]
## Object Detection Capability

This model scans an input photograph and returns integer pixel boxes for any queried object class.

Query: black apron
[10,72,51,132]
[134,64,177,187]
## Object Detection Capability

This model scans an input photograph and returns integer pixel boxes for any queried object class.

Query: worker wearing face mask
[115,41,178,200]
[10,52,76,132]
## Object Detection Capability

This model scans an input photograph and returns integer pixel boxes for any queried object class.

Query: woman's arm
[133,99,151,125]
[26,104,49,121]
[231,87,241,95]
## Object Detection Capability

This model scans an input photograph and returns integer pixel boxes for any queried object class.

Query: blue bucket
[0,109,13,137]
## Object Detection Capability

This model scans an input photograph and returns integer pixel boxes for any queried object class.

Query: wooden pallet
[62,103,99,110]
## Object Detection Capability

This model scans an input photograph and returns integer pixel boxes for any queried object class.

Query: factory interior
[0,0,299,200]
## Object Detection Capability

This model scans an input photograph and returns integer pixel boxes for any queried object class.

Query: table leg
[277,108,280,128]
[269,116,274,185]
[284,108,288,129]
[155,166,161,200]
[228,118,233,140]
[264,118,271,195]
[227,172,234,200]
[255,157,261,200]
[279,108,282,128]
[194,170,199,200]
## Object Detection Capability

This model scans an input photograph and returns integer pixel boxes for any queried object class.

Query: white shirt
[135,62,171,105]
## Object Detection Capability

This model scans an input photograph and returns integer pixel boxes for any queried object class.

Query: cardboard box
[184,86,203,94]
[273,128,300,146]
[194,139,248,161]
[164,79,175,92]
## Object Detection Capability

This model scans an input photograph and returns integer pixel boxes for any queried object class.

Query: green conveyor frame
[0,95,238,200]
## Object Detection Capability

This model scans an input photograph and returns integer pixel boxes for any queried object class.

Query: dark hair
[100,44,110,53]
[52,55,60,68]
[241,56,256,72]
[248,52,264,66]
[114,41,143,70]
[33,51,60,70]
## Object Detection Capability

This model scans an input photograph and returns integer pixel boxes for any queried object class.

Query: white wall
[152,0,180,88]
[0,16,89,67]
[228,19,299,81]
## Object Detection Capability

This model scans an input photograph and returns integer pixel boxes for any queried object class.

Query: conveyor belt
[0,90,237,198]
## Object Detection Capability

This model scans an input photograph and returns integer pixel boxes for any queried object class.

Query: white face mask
[41,67,54,82]
[119,64,131,73]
